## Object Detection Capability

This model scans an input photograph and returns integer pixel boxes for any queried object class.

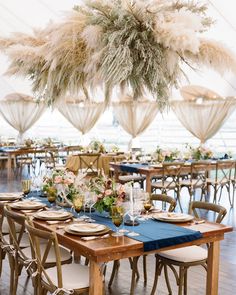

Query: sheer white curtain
[58,101,106,135]
[171,98,236,144]
[0,93,46,143]
[113,100,159,147]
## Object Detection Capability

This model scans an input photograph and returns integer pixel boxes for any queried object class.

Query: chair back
[78,153,101,175]
[189,201,227,223]
[161,162,184,189]
[150,194,176,212]
[3,206,29,258]
[25,220,63,291]
[213,160,235,184]
[189,161,211,184]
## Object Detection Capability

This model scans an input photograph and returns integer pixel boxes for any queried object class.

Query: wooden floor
[0,170,236,295]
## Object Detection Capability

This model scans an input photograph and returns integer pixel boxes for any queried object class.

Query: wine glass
[72,195,84,218]
[143,200,152,216]
[111,205,124,237]
[22,179,31,196]
[127,200,142,237]
[46,187,57,208]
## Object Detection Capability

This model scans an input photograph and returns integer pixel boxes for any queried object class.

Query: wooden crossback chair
[25,220,90,295]
[151,162,184,212]
[151,201,227,295]
[180,161,211,212]
[78,153,101,176]
[206,160,235,205]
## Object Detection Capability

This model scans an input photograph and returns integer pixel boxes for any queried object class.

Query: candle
[130,186,134,215]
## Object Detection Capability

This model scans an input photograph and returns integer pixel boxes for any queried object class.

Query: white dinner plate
[0,193,23,201]
[153,212,194,223]
[34,210,72,220]
[9,200,46,210]
[68,223,106,233]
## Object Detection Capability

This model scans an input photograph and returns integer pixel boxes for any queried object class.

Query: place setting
[0,192,23,202]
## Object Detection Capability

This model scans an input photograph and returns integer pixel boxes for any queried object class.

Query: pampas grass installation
[0,0,236,107]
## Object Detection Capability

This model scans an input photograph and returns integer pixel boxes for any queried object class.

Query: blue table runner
[120,163,149,173]
[29,193,202,252]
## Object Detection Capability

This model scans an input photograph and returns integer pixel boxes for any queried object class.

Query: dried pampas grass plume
[185,38,236,75]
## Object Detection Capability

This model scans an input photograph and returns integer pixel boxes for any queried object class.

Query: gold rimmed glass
[111,205,124,237]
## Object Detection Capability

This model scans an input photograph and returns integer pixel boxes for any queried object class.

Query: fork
[81,234,110,241]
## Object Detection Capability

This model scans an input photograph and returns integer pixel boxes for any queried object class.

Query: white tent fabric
[180,85,223,101]
[0,93,46,143]
[171,98,236,144]
[57,101,106,135]
[113,100,159,146]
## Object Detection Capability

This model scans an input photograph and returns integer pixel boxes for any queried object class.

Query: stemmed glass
[127,200,143,237]
[72,196,84,218]
[46,187,57,208]
[111,205,124,237]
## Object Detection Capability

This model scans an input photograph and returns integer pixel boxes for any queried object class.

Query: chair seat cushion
[119,175,145,182]
[151,181,176,190]
[22,244,72,263]
[44,263,89,290]
[158,245,207,263]
[180,179,204,187]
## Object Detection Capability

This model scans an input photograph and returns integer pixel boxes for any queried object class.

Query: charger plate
[153,212,194,223]
[0,193,23,202]
[9,200,46,210]
[64,223,110,236]
[34,210,73,221]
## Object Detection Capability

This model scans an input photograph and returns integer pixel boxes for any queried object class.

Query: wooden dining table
[34,217,232,295]
[110,160,235,194]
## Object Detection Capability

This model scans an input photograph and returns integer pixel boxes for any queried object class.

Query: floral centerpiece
[154,146,180,162]
[185,144,213,160]
[42,170,86,206]
[88,140,106,153]
[88,176,126,213]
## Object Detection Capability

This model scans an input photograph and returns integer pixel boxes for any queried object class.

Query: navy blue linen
[120,163,149,173]
[29,193,202,252]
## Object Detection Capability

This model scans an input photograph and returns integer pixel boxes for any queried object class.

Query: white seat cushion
[22,244,71,263]
[119,175,145,182]
[2,218,21,234]
[151,181,176,190]
[44,263,89,290]
[180,179,203,188]
[159,246,207,263]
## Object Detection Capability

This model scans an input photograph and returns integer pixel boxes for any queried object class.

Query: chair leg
[9,256,15,295]
[184,268,188,295]
[143,255,147,285]
[130,257,139,295]
[108,260,119,288]
[232,183,235,207]
[164,264,172,295]
[178,266,184,295]
[151,256,163,295]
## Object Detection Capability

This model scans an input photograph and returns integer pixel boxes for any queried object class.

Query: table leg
[206,241,220,295]
[114,168,119,182]
[89,260,104,295]
[145,174,151,193]
[7,154,12,180]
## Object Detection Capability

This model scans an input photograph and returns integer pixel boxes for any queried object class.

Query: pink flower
[104,189,113,196]
[64,178,74,185]
[54,176,63,184]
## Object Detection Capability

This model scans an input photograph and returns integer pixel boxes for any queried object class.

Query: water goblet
[72,195,84,218]
[111,205,124,237]
[21,179,31,196]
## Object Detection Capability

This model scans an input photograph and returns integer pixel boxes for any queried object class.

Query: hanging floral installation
[0,0,236,108]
